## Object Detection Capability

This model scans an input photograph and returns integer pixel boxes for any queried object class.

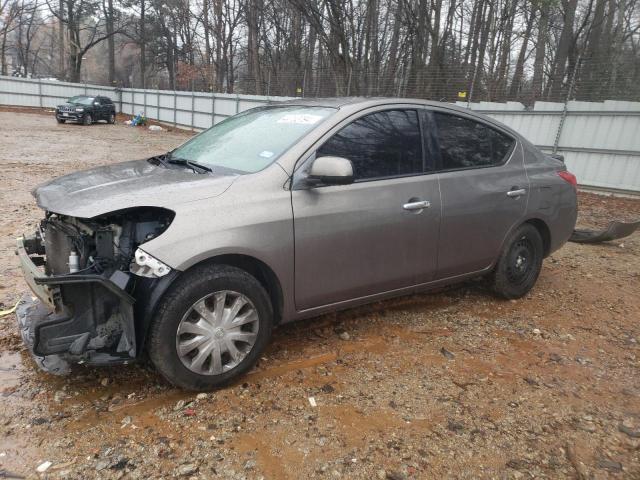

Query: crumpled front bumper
[16,294,72,375]
[15,236,138,375]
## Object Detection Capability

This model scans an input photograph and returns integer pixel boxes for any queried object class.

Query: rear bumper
[15,236,137,374]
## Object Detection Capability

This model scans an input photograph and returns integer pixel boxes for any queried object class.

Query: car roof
[272,97,521,138]
[274,96,467,113]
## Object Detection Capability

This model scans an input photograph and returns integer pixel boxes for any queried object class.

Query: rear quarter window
[433,112,515,171]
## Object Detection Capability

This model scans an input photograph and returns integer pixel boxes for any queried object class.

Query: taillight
[558,170,577,188]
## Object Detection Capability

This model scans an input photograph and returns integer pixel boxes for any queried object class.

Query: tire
[108,113,116,124]
[148,264,273,391]
[56,118,65,124]
[491,223,544,299]
[83,114,92,126]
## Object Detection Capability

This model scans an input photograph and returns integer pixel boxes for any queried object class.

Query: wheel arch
[523,218,551,257]
[137,253,285,354]
[493,217,553,271]
[181,253,284,325]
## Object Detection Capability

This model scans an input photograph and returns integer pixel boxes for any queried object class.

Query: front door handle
[403,200,431,211]
[506,188,526,198]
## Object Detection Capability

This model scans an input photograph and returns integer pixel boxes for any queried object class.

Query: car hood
[57,102,82,108]
[34,159,238,218]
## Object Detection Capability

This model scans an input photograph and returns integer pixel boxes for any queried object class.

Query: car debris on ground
[569,219,640,244]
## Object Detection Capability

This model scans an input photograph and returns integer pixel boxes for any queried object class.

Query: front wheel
[108,113,115,124]
[491,223,543,299]
[56,118,65,124]
[83,114,92,125]
[148,264,273,390]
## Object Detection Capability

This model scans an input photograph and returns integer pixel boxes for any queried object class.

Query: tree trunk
[1,27,8,76]
[106,0,115,84]
[580,0,606,100]
[548,0,578,101]
[531,2,549,101]
[384,0,403,95]
[247,0,262,94]
[214,0,224,91]
[494,0,517,100]
[67,4,82,83]
[508,3,535,100]
[467,0,485,93]
[140,0,146,88]
[471,0,493,99]
[409,0,429,97]
[202,0,212,88]
[58,0,65,78]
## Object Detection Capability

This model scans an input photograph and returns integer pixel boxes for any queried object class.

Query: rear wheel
[491,223,543,299]
[148,264,273,391]
[83,114,92,126]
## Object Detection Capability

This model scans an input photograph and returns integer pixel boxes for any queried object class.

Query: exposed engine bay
[17,207,176,374]
[29,208,172,277]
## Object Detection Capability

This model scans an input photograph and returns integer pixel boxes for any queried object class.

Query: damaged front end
[16,207,176,374]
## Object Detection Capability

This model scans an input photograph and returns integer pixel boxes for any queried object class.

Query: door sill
[292,265,492,321]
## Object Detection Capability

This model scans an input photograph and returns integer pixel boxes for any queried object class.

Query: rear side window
[317,109,423,181]
[433,112,514,170]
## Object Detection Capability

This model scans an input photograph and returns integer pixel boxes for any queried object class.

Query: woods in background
[1,0,639,104]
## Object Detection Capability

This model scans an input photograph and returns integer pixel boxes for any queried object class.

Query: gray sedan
[16,98,577,390]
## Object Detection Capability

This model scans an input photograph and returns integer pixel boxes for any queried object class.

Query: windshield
[67,96,95,105]
[170,106,335,174]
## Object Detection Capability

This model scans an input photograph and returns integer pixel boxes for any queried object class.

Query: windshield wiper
[148,152,171,167]
[167,157,213,173]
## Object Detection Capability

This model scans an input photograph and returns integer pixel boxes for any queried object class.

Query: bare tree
[47,0,125,82]
[4,0,639,102]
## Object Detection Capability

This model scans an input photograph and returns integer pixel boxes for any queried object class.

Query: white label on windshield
[277,114,323,125]
[259,150,274,158]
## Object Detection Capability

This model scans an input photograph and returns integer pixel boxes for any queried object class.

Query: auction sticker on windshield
[276,114,324,125]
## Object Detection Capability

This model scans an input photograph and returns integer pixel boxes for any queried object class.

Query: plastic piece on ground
[569,220,640,244]
[0,300,18,317]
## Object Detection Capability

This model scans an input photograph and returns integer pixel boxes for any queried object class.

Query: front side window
[317,109,423,181]
[170,106,335,174]
[433,112,515,170]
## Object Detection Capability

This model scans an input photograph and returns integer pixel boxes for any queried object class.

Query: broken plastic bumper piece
[15,236,137,375]
[569,220,640,244]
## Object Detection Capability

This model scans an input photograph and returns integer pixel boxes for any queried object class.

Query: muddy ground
[0,110,639,479]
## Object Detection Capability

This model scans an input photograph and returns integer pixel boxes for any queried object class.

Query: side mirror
[308,156,354,186]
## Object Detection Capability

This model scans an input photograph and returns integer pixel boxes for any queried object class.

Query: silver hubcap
[176,290,259,375]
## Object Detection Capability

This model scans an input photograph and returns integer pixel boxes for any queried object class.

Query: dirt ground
[0,110,639,480]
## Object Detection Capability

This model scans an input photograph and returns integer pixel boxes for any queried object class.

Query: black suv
[56,95,116,125]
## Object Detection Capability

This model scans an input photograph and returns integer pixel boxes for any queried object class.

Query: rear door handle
[403,200,431,211]
[506,188,526,198]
